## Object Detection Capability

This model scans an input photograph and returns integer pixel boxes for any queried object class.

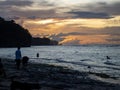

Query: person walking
[15,47,22,70]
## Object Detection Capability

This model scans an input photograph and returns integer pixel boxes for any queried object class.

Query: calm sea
[0,45,120,82]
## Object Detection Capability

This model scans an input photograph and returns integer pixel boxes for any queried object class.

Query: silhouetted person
[0,58,6,77]
[106,56,110,59]
[22,56,29,68]
[36,53,39,58]
[88,66,91,69]
[15,47,22,70]
[87,66,91,73]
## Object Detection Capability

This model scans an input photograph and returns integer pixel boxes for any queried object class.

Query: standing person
[36,53,39,58]
[15,47,22,70]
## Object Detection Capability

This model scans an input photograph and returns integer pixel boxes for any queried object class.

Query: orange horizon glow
[15,16,120,45]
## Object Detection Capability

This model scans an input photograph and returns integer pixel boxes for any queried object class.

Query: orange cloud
[15,15,120,45]
[60,35,111,45]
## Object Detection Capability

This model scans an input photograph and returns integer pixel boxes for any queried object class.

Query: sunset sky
[0,0,120,45]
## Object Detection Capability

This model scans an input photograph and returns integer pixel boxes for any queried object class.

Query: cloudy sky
[0,0,120,45]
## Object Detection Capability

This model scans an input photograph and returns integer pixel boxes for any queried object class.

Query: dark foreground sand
[0,58,120,90]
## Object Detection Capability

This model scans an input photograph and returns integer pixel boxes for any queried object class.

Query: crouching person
[22,56,29,69]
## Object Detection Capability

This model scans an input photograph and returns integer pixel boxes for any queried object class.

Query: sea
[0,45,120,83]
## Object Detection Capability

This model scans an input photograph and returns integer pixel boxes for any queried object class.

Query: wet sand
[0,58,120,90]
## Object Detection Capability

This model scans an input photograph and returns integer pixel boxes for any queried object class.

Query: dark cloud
[63,40,80,45]
[17,9,56,18]
[49,26,120,43]
[49,32,92,42]
[27,16,38,19]
[67,11,112,19]
[49,33,65,42]
[0,0,33,6]
[0,8,57,20]
[103,27,120,44]
[106,38,120,42]
[37,0,55,7]
[102,27,120,35]
[98,2,120,15]
[50,32,86,38]
[64,1,120,19]
[0,0,62,20]
[49,33,80,45]
[83,2,120,15]
[7,16,21,20]
[0,0,34,19]
[0,1,120,20]
[105,34,120,44]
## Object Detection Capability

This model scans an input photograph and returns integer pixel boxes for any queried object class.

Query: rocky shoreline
[0,58,120,90]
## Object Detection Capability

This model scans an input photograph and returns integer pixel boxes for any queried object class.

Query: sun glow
[34,19,57,24]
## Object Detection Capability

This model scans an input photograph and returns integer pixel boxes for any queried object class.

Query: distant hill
[32,37,58,46]
[0,17,32,47]
[0,17,58,47]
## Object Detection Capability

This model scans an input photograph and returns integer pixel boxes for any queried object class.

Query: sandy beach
[0,58,120,90]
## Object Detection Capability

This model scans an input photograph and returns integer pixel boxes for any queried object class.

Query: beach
[0,58,120,90]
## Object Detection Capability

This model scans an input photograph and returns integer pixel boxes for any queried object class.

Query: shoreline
[0,58,120,90]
